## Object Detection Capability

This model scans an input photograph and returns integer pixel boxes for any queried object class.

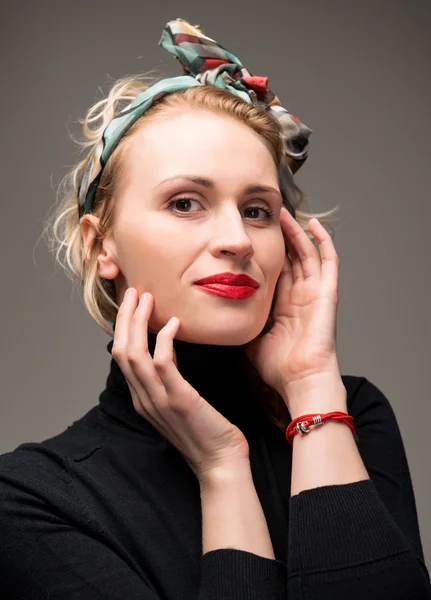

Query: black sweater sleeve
[0,475,287,600]
[0,451,287,600]
[0,477,287,600]
[286,376,431,599]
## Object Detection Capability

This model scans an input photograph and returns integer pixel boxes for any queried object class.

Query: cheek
[118,221,192,292]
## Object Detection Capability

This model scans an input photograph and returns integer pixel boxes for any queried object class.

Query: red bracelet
[285,411,356,446]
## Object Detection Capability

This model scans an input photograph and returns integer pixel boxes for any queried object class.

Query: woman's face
[87,109,286,345]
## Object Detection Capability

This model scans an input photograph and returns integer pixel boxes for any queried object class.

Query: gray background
[1,0,430,567]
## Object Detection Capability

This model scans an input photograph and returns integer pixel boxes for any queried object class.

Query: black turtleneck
[100,329,267,434]
[0,334,430,599]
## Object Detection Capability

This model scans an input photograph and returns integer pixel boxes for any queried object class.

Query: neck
[104,326,264,428]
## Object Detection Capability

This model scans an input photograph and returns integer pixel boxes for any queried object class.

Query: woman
[1,18,430,599]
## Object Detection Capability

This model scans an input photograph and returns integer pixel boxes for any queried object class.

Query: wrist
[282,372,348,421]
[288,404,348,422]
[198,457,252,490]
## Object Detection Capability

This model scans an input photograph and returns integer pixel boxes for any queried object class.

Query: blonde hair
[41,72,341,432]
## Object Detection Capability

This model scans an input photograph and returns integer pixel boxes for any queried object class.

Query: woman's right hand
[111,288,251,483]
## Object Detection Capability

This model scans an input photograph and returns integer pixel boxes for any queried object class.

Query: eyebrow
[155,174,282,202]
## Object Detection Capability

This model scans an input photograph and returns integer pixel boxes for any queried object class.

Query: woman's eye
[168,197,200,213]
[243,206,274,220]
[167,197,274,220]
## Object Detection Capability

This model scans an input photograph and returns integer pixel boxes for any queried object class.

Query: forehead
[124,109,278,186]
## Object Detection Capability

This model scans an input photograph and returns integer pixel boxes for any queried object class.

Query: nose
[208,206,254,260]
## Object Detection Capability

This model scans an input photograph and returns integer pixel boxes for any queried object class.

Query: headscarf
[78,17,313,219]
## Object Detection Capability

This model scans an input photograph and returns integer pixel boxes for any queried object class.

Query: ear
[80,215,120,280]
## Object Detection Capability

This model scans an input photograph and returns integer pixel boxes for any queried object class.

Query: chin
[175,322,265,346]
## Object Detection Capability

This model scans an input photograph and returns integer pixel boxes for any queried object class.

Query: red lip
[193,272,260,287]
[195,284,258,299]
[193,272,260,300]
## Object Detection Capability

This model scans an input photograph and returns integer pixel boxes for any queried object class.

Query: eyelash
[167,197,275,220]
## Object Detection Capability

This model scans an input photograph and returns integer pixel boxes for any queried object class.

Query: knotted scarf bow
[78,18,313,219]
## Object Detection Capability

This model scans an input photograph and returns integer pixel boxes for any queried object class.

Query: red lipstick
[193,272,260,300]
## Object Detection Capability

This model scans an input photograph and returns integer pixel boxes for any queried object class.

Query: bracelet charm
[296,415,325,436]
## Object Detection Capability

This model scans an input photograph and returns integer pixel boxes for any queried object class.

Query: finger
[281,210,304,282]
[128,292,166,398]
[152,317,187,395]
[308,218,340,295]
[289,245,304,283]
[280,207,321,280]
[285,238,304,282]
[111,289,154,416]
[278,248,294,289]
[111,288,141,384]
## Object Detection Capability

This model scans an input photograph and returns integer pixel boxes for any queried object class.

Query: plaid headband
[77,18,313,219]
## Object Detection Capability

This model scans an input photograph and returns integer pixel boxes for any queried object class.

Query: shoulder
[342,374,398,422]
[342,373,388,400]
[0,417,104,503]
[0,421,110,555]
[341,374,406,458]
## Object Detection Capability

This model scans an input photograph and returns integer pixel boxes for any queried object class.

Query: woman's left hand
[244,206,342,405]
